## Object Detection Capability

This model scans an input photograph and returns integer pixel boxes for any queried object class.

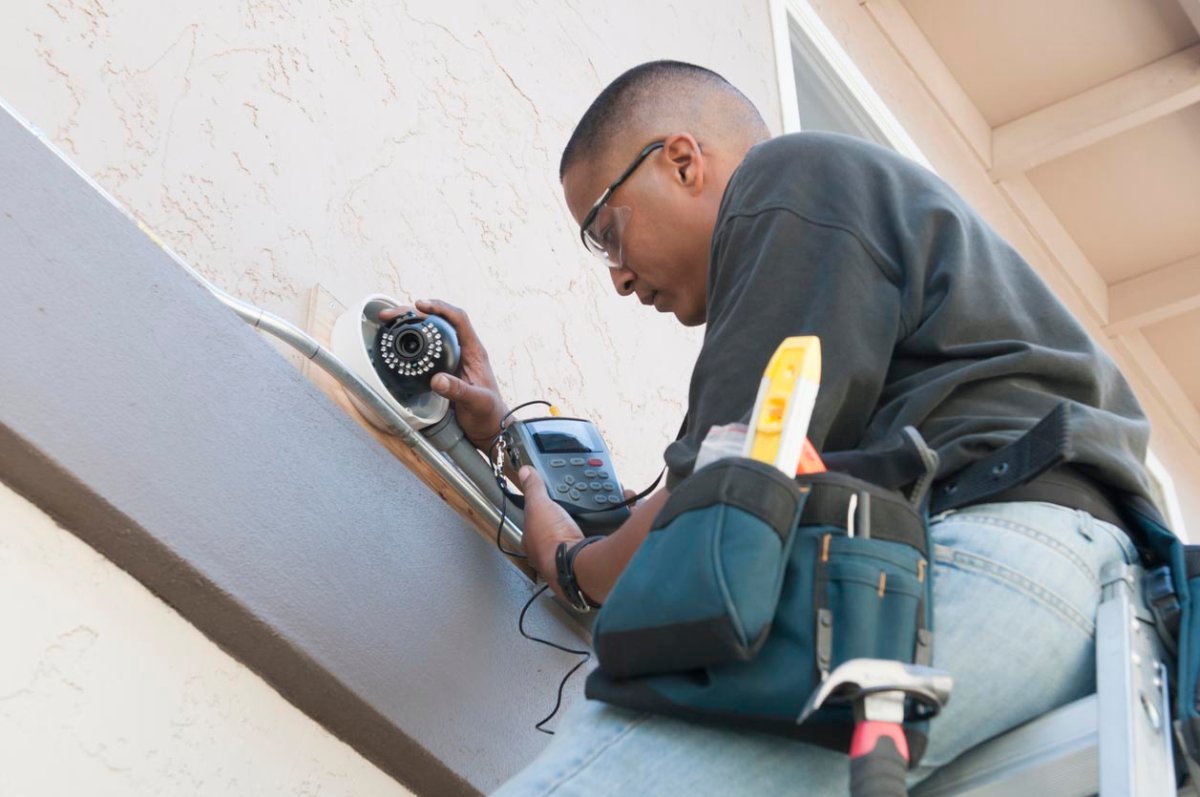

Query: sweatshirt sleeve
[663,206,906,488]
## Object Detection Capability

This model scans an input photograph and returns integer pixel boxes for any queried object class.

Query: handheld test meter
[502,416,631,536]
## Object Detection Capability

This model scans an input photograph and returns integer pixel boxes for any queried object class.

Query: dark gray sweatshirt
[664,132,1153,503]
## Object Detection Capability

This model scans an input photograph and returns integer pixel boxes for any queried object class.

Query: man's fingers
[378,305,424,322]
[383,299,470,333]
[415,299,467,328]
[429,372,492,408]
[415,299,485,350]
[623,488,638,506]
[430,372,467,399]
[518,466,545,500]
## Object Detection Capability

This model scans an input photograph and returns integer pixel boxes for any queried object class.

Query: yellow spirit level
[743,336,822,476]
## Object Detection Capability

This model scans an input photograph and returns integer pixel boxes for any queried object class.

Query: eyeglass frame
[578,140,666,259]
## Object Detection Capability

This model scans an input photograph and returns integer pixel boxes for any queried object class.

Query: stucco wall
[0,0,783,494]
[0,3,783,791]
[0,480,412,797]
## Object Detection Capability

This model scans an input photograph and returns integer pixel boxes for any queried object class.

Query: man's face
[562,135,716,327]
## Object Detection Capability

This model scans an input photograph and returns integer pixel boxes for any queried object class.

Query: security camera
[330,294,461,431]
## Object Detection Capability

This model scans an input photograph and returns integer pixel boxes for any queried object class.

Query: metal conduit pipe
[187,270,526,554]
[422,414,525,528]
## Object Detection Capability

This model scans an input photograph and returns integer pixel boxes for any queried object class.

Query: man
[393,61,1154,794]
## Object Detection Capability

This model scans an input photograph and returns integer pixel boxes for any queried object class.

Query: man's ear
[663,133,704,195]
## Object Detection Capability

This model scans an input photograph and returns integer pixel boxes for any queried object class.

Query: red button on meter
[587,457,603,466]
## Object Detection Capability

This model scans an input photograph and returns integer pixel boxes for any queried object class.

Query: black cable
[574,466,665,514]
[473,399,554,454]
[517,584,591,735]
[485,401,554,559]
[492,464,527,559]
[500,399,554,428]
[480,397,669,734]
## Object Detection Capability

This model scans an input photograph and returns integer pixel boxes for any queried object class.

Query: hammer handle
[849,721,909,797]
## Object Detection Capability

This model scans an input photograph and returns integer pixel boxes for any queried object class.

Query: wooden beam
[991,44,1200,179]
[860,0,993,168]
[1106,252,1200,335]
[995,175,1110,325]
[1111,330,1200,456]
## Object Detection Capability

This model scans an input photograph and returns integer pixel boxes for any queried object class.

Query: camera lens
[372,310,460,397]
[395,329,426,359]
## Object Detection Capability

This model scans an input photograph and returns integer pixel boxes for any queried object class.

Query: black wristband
[555,537,604,612]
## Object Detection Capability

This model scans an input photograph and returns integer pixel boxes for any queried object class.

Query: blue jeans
[493,501,1137,796]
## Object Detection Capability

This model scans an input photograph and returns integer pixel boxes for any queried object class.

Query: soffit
[1026,104,1200,283]
[1143,309,1200,408]
[902,0,1198,125]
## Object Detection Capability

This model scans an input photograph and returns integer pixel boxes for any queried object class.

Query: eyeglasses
[579,140,665,265]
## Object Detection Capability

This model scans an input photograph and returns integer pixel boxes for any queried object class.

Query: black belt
[929,402,1128,532]
[958,464,1127,531]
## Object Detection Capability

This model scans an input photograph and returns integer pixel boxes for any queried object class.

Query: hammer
[798,659,953,797]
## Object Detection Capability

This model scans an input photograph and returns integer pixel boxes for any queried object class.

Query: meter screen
[531,420,600,454]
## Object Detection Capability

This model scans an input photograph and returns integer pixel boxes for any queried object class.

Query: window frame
[768,0,931,169]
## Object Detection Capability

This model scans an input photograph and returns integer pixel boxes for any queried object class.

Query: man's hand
[517,466,584,595]
[379,299,509,447]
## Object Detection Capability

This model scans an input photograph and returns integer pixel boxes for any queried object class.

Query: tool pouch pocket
[815,532,927,675]
[1127,500,1200,773]
[593,457,805,679]
[1172,545,1200,770]
[1098,496,1196,776]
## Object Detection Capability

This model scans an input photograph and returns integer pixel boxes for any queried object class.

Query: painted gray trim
[0,422,472,795]
[0,106,581,795]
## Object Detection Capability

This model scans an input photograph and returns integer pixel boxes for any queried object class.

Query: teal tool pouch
[588,455,937,762]
[1124,495,1200,777]
[593,457,805,678]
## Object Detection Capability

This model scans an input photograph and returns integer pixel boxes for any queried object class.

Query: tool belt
[587,450,940,763]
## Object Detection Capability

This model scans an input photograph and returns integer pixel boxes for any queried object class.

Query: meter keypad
[547,453,622,514]
[503,419,627,530]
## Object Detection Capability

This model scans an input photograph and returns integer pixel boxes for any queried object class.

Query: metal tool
[799,659,953,797]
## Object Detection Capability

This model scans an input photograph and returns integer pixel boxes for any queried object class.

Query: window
[769,0,930,169]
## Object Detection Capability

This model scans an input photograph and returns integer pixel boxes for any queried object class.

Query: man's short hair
[559,60,769,180]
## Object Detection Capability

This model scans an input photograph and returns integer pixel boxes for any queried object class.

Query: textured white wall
[0,480,413,797]
[0,0,782,493]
